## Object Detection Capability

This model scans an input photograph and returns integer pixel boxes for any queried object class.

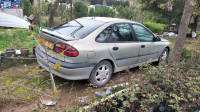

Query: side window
[96,25,112,42]
[132,24,154,42]
[111,23,133,42]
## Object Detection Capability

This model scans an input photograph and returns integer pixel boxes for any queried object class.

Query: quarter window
[132,24,154,42]
[96,25,112,42]
[111,23,133,42]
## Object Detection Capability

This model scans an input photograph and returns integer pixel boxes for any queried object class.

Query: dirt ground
[0,63,142,112]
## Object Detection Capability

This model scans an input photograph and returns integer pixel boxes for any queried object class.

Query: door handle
[112,47,119,51]
[141,45,145,48]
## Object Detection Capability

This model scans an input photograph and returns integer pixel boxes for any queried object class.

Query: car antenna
[74,19,84,27]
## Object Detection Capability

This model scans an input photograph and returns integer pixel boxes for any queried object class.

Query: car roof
[81,17,138,24]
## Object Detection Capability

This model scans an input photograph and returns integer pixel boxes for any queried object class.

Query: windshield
[53,18,105,39]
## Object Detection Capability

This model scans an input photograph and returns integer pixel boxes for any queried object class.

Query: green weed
[0,28,38,51]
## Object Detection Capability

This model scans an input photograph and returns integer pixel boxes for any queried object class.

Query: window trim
[131,23,156,42]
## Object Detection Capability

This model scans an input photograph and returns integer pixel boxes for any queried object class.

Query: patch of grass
[0,67,50,105]
[0,28,38,52]
[197,31,200,39]
[164,38,199,51]
[165,38,176,43]
[198,21,200,30]
[184,40,192,44]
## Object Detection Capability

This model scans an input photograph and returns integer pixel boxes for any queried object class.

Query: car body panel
[35,47,94,80]
[108,42,140,67]
[138,42,161,63]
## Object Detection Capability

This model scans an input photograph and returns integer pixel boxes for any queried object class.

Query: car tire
[158,48,169,63]
[88,61,112,87]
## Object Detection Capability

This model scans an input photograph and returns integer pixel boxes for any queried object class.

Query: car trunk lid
[40,28,79,43]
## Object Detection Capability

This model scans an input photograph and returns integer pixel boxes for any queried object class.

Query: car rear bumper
[35,47,95,80]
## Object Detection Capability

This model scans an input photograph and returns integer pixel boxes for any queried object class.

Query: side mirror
[153,36,161,41]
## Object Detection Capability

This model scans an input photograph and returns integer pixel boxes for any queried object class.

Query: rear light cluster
[54,43,79,57]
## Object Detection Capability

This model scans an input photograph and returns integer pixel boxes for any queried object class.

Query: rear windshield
[52,18,105,39]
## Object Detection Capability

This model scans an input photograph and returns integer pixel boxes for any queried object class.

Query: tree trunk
[49,0,60,27]
[170,0,195,63]
[70,0,72,20]
[191,15,199,33]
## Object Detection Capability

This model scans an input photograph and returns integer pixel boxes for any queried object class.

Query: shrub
[95,49,200,112]
[73,1,88,18]
[143,22,167,34]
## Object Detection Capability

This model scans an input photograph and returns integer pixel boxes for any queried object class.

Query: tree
[73,1,88,18]
[21,0,33,16]
[106,0,129,7]
[90,0,103,5]
[95,7,116,17]
[117,6,140,21]
[49,0,60,27]
[140,0,185,24]
[171,0,196,63]
[89,8,95,16]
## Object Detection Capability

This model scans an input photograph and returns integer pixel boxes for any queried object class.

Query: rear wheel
[88,61,112,87]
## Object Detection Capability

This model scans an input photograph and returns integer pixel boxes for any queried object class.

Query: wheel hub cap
[95,65,109,83]
[161,51,168,61]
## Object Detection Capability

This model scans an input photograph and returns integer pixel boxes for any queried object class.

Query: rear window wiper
[55,25,81,29]
[74,19,84,28]
[51,21,68,29]
[52,19,84,30]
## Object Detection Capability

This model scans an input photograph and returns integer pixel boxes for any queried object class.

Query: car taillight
[54,43,79,57]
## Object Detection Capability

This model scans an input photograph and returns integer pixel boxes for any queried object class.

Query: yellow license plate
[43,39,54,49]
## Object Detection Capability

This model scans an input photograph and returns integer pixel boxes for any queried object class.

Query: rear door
[131,24,161,63]
[107,23,140,67]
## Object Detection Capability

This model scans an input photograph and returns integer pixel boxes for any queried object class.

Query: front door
[107,23,140,67]
[132,24,160,63]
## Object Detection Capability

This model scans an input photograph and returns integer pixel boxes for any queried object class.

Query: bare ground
[0,63,143,112]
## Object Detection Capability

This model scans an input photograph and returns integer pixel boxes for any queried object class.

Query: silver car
[35,17,171,87]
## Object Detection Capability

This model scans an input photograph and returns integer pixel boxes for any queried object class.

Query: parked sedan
[35,17,171,87]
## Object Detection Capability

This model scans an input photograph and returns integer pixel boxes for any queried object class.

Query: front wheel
[158,48,169,63]
[88,61,112,87]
